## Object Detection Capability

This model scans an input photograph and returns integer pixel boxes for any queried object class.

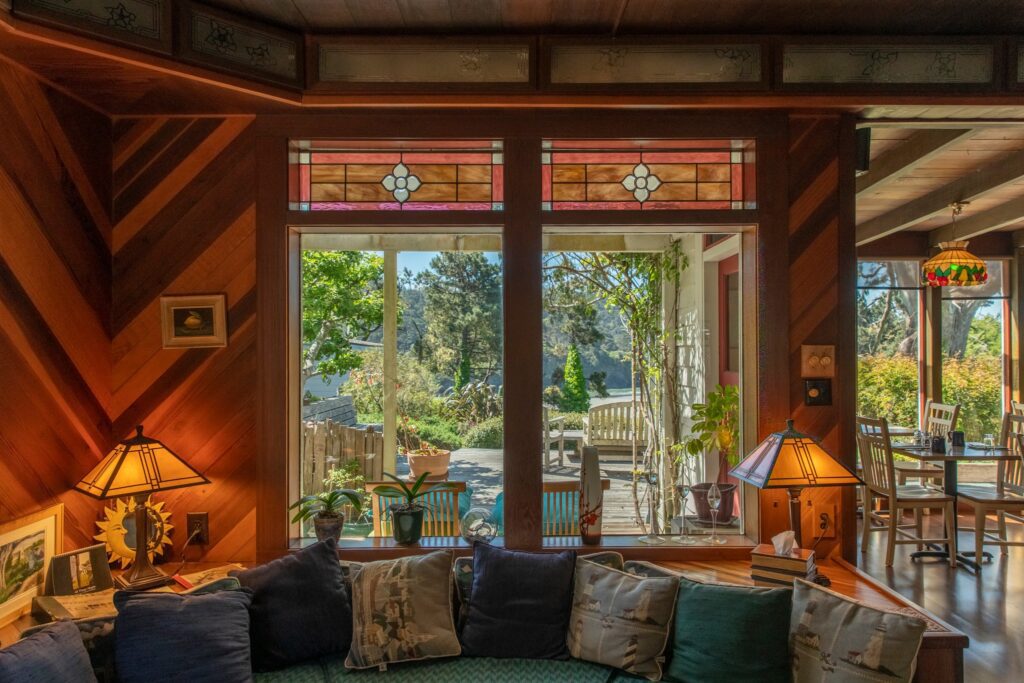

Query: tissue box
[750,544,816,587]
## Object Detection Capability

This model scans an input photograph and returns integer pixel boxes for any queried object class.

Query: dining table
[890,441,1018,571]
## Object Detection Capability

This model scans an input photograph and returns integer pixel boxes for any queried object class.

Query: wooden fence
[301,420,385,496]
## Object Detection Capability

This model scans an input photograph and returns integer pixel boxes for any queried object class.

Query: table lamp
[730,419,862,547]
[75,425,209,590]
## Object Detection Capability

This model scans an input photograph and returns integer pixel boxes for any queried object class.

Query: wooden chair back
[366,481,467,537]
[923,401,959,437]
[541,479,611,536]
[1011,400,1024,417]
[998,413,1024,496]
[857,416,897,497]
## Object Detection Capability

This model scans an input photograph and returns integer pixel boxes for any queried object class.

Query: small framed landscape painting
[160,294,227,348]
[0,504,63,626]
[45,544,113,596]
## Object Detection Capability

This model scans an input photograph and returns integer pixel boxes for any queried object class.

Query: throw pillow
[790,578,927,683]
[345,550,461,670]
[667,576,792,683]
[459,542,576,660]
[0,620,96,683]
[232,538,352,671]
[113,589,253,683]
[567,559,679,681]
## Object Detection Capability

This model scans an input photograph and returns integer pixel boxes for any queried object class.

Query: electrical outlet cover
[186,512,209,545]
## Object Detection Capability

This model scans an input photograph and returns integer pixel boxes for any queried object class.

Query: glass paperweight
[461,507,497,543]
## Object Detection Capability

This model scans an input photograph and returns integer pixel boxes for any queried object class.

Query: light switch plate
[804,379,832,406]
[801,344,835,378]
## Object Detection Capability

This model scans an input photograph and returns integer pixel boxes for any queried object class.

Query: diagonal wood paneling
[111,114,258,563]
[0,62,110,552]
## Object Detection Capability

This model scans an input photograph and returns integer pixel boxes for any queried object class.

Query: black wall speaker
[855,128,871,176]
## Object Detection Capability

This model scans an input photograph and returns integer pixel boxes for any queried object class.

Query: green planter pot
[391,506,424,545]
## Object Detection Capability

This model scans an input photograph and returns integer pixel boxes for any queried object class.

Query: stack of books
[750,543,816,587]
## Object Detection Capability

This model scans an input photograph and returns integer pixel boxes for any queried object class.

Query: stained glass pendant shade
[922,203,987,287]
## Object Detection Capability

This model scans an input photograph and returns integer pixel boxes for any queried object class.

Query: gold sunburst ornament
[922,202,988,287]
[95,496,173,569]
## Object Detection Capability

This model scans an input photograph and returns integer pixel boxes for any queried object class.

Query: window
[941,260,1007,439]
[541,139,756,210]
[856,260,923,428]
[290,140,504,211]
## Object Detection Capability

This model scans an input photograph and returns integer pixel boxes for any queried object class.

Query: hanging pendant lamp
[922,202,988,287]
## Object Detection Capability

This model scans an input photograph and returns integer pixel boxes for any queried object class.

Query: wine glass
[638,471,666,545]
[670,483,696,545]
[704,483,727,545]
[984,433,995,450]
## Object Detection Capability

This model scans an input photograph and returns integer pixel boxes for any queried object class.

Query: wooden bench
[585,400,646,452]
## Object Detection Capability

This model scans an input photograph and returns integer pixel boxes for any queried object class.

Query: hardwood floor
[858,512,1024,683]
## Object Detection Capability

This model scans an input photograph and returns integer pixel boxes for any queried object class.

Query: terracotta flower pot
[692,482,737,523]
[313,514,345,543]
[407,450,451,479]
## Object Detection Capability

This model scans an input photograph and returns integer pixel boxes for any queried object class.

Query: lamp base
[115,567,172,591]
[115,493,173,591]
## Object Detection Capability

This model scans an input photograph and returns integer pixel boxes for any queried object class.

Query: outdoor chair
[858,416,958,568]
[365,481,468,537]
[543,403,566,468]
[894,400,960,486]
[490,479,611,536]
[957,413,1024,563]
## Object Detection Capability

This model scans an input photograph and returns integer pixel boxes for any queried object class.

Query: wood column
[1011,247,1024,404]
[924,286,943,404]
[383,250,398,473]
[502,135,543,549]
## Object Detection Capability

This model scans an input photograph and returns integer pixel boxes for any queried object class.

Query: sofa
[1,546,933,683]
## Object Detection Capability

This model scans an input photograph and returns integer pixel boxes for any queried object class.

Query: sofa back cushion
[667,576,792,683]
[0,620,97,683]
[232,539,352,671]
[568,559,679,681]
[113,589,253,683]
[459,543,576,660]
[345,550,461,671]
[790,578,925,683]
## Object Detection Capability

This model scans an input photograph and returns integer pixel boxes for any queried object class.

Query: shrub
[464,416,504,448]
[552,411,587,430]
[560,344,590,412]
[857,354,919,429]
[443,381,502,427]
[942,354,1002,438]
[400,417,464,451]
[542,385,564,407]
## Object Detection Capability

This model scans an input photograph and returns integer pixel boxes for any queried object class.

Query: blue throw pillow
[0,620,96,683]
[231,538,352,671]
[114,588,253,683]
[459,542,576,660]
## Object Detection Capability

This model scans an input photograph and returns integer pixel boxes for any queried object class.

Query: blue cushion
[114,588,253,683]
[232,539,351,671]
[0,620,96,683]
[459,543,576,660]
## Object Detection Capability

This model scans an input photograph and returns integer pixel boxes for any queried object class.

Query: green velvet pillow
[666,577,792,683]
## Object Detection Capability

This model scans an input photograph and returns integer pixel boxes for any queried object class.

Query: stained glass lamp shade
[730,420,862,546]
[75,426,208,589]
[922,241,987,287]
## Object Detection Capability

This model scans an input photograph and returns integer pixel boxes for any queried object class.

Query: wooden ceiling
[856,124,1024,248]
[206,0,1024,35]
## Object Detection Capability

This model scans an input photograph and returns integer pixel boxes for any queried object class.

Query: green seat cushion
[324,656,614,682]
[666,577,792,683]
[254,659,330,683]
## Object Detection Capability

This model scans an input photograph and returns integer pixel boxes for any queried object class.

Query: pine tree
[561,344,590,412]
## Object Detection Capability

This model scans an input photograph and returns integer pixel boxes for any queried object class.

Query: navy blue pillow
[114,589,253,683]
[0,620,96,683]
[231,538,351,671]
[460,543,576,659]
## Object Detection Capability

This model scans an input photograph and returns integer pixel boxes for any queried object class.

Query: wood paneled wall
[0,61,110,551]
[110,115,258,563]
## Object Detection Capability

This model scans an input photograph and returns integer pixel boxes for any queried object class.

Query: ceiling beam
[855,149,1024,246]
[929,195,1024,246]
[856,128,976,195]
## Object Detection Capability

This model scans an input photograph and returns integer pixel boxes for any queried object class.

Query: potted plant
[374,472,454,545]
[289,488,363,543]
[676,384,740,524]
[400,416,451,479]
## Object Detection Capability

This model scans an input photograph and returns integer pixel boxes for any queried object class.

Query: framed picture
[160,294,227,348]
[0,504,63,626]
[44,544,113,596]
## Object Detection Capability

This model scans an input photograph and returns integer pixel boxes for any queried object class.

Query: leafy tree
[560,344,590,412]
[347,349,439,420]
[417,253,503,384]
[454,346,472,391]
[301,251,385,386]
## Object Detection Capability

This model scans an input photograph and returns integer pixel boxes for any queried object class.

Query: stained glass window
[290,140,503,211]
[541,139,756,211]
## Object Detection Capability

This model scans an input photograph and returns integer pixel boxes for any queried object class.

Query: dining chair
[956,413,1024,563]
[895,400,960,486]
[857,416,958,567]
[366,481,467,537]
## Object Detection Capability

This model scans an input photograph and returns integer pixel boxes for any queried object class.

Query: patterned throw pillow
[345,550,461,671]
[567,558,680,681]
[790,578,926,683]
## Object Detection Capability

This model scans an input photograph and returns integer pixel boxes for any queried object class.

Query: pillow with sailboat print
[790,578,927,683]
